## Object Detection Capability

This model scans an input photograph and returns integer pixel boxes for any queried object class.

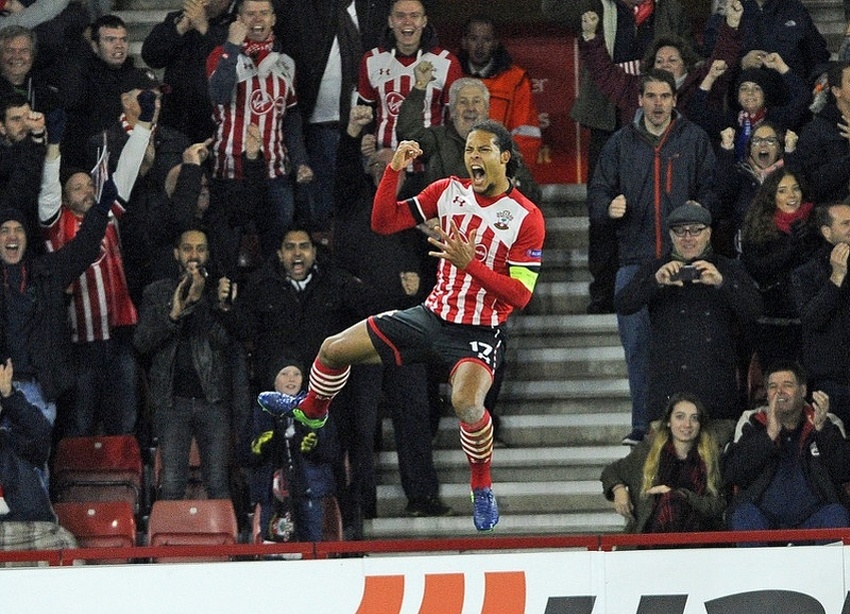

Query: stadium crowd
[2,0,850,552]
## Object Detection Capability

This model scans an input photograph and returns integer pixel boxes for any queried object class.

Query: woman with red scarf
[601,392,725,534]
[741,168,818,371]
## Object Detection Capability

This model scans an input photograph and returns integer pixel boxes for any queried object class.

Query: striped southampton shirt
[207,47,298,179]
[43,204,137,342]
[410,177,544,327]
[357,45,463,150]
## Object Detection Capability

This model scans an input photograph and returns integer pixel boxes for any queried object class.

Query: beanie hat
[0,207,26,230]
[265,356,306,390]
[735,68,781,108]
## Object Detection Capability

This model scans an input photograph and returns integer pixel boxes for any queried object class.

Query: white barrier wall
[1,545,848,613]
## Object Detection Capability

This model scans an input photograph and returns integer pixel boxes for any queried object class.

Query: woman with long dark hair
[740,168,818,370]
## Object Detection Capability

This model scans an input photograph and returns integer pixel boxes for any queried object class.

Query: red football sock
[298,358,350,419]
[460,411,494,490]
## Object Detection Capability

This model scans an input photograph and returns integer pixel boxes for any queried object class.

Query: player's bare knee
[318,334,347,368]
[454,404,484,425]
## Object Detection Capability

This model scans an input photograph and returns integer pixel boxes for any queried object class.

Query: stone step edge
[365,511,625,534]
[115,9,172,24]
[499,381,631,398]
[511,346,624,361]
[384,412,631,435]
[377,445,628,467]
[376,480,605,499]
[507,314,618,332]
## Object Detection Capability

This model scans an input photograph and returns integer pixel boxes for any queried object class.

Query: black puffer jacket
[0,389,54,522]
[232,259,385,374]
[796,102,850,204]
[588,111,718,266]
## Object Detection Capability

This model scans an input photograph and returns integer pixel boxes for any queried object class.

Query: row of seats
[50,434,238,563]
[49,434,343,561]
[52,434,206,513]
[54,499,239,563]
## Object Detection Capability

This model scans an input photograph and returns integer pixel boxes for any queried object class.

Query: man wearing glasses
[615,203,761,427]
[588,68,718,445]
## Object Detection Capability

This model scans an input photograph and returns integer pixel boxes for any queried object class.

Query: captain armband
[509,265,539,293]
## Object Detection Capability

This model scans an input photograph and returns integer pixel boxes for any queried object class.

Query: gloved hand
[94,178,119,215]
[46,108,66,145]
[300,431,318,454]
[251,430,274,457]
[137,89,158,123]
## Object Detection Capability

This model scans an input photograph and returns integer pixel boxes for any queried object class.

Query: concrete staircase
[369,185,629,538]
[806,0,847,53]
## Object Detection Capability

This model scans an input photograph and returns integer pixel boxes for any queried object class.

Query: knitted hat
[735,68,781,108]
[0,207,26,230]
[265,356,306,390]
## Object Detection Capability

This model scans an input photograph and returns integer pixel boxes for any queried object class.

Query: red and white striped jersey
[207,48,298,179]
[358,46,462,149]
[43,205,137,342]
[412,177,544,327]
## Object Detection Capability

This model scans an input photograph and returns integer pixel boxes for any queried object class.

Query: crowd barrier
[2,529,850,613]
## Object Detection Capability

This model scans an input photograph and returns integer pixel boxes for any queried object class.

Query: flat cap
[667,202,712,228]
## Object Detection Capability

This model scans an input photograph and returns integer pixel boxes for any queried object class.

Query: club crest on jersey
[250,90,285,115]
[494,210,514,230]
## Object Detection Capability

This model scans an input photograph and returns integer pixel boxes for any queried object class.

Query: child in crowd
[249,358,338,542]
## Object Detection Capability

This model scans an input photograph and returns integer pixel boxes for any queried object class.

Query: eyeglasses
[751,136,779,146]
[670,225,707,237]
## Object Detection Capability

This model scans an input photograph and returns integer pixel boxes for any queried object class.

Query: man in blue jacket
[0,355,78,552]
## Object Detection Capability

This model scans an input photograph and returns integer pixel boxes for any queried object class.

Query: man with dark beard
[134,228,237,500]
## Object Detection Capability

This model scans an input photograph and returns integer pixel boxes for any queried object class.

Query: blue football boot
[257,390,327,429]
[471,487,499,532]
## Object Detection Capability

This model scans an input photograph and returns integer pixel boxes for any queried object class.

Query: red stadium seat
[53,501,137,563]
[147,499,239,562]
[52,436,143,512]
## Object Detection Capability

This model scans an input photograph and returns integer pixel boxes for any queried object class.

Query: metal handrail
[1,528,849,565]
